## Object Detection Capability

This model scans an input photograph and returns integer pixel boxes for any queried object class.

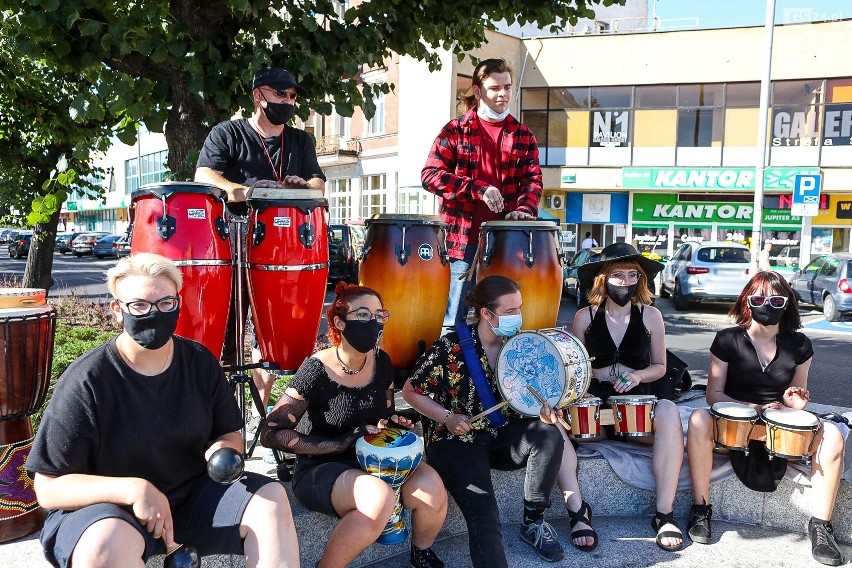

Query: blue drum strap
[455,322,507,428]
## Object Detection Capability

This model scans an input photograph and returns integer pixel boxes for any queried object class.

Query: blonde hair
[107,253,183,297]
[586,260,654,306]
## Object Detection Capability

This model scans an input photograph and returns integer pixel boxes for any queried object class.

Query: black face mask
[262,100,295,125]
[606,282,637,307]
[751,304,785,326]
[342,319,384,354]
[122,308,180,350]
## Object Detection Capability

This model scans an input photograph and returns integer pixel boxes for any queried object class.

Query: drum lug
[525,231,536,268]
[299,221,316,248]
[157,215,176,241]
[394,243,410,266]
[215,217,229,241]
[481,232,492,267]
[649,407,655,423]
[253,221,266,247]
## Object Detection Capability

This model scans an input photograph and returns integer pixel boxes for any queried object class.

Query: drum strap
[455,323,507,428]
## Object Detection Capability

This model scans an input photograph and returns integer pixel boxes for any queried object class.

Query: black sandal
[567,500,598,552]
[651,510,683,552]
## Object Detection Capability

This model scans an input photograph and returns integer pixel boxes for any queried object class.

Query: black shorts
[39,472,273,568]
[291,456,361,517]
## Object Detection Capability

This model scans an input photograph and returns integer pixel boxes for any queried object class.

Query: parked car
[775,245,801,268]
[788,253,852,321]
[115,235,132,257]
[328,223,365,284]
[91,235,125,259]
[0,229,18,244]
[8,232,33,259]
[562,247,602,307]
[660,242,752,310]
[55,231,83,254]
[71,232,110,257]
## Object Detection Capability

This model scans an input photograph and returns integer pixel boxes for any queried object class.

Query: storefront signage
[591,110,629,148]
[622,167,820,191]
[823,103,852,146]
[836,200,852,219]
[763,194,830,210]
[771,105,852,146]
[633,193,802,225]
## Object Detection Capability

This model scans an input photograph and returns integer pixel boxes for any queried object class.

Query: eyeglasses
[261,87,298,101]
[747,295,788,309]
[118,296,181,316]
[346,308,390,324]
[608,271,640,284]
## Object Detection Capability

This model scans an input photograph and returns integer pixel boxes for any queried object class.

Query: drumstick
[526,385,571,430]
[466,400,510,425]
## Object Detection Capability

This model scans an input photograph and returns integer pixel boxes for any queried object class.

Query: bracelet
[441,410,451,424]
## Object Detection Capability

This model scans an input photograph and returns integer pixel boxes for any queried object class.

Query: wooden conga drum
[359,215,449,372]
[0,289,55,542]
[476,221,562,330]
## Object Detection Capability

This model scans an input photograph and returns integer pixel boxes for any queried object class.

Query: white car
[659,242,752,310]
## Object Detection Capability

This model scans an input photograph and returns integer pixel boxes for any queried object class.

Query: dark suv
[328,223,365,284]
[8,233,32,259]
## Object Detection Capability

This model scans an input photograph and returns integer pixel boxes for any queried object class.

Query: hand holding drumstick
[527,385,571,430]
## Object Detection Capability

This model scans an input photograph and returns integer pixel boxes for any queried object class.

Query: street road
[2,251,849,406]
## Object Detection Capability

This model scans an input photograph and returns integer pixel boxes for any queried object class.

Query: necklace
[248,118,285,183]
[336,347,367,376]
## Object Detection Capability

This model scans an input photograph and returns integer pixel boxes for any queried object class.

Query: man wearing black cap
[196,67,326,428]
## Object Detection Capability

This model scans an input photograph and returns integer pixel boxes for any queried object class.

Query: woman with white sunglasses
[686,270,845,566]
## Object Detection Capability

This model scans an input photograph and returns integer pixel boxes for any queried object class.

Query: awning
[537,210,561,224]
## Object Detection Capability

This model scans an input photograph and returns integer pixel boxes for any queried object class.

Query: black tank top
[584,300,651,371]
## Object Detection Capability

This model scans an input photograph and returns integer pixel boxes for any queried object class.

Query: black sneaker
[809,517,844,566]
[687,503,712,544]
[411,545,444,568]
[519,519,565,562]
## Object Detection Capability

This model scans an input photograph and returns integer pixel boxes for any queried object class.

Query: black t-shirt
[710,326,814,405]
[196,118,327,215]
[26,336,243,508]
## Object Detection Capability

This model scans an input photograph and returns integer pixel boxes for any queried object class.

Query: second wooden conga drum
[359,214,449,371]
[476,221,562,330]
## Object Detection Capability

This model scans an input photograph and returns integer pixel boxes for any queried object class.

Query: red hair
[325,281,383,346]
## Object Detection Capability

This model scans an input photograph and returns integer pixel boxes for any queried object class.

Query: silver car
[660,242,752,310]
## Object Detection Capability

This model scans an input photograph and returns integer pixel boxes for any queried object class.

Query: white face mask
[477,102,511,121]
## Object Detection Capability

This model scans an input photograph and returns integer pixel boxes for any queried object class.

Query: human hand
[783,386,809,408]
[505,210,534,220]
[445,413,472,436]
[482,186,504,212]
[538,401,560,425]
[283,175,310,188]
[379,415,413,429]
[129,478,174,547]
[757,401,784,413]
[613,372,639,393]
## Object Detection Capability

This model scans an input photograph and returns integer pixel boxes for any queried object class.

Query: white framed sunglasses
[747,295,788,309]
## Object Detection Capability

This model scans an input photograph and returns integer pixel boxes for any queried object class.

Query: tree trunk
[165,81,222,181]
[22,212,60,295]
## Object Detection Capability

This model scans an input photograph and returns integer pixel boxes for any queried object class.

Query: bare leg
[809,422,844,521]
[251,348,277,411]
[318,470,395,568]
[555,424,594,548]
[400,463,448,549]
[72,518,146,568]
[686,408,715,506]
[240,481,300,568]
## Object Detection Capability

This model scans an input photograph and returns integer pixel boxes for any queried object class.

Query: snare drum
[0,295,55,542]
[496,328,592,416]
[359,215,449,371]
[710,402,758,451]
[131,182,232,359]
[609,394,657,437]
[476,221,562,330]
[565,397,603,439]
[247,189,329,374]
[762,407,819,460]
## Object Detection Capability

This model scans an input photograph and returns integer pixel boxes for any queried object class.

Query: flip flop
[567,500,598,552]
[651,510,683,552]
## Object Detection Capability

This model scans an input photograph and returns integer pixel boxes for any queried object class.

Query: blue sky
[650,0,848,29]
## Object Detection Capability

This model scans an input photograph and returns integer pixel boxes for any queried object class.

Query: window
[125,150,169,194]
[328,178,352,224]
[366,91,385,136]
[360,174,387,218]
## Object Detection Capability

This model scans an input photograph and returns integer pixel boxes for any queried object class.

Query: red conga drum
[0,289,55,542]
[131,182,233,359]
[476,221,563,330]
[247,188,329,373]
[359,214,449,371]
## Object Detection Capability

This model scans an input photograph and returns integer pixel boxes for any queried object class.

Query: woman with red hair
[260,282,447,568]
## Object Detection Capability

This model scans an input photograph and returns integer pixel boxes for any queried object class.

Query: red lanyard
[251,121,284,184]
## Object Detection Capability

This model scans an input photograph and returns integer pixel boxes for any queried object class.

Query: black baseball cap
[252,67,307,97]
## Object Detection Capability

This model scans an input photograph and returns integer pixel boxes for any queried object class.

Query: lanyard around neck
[250,120,285,184]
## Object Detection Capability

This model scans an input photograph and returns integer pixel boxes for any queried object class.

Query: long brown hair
[729,271,801,332]
[325,281,383,346]
[461,58,512,111]
[586,260,654,306]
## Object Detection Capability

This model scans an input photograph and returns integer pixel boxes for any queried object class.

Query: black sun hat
[577,242,665,294]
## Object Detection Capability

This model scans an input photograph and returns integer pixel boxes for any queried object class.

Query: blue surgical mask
[478,103,511,121]
[488,311,522,337]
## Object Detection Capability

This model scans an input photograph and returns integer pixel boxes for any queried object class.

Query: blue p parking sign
[792,174,821,216]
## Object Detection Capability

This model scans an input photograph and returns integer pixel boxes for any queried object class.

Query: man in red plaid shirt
[421,58,543,333]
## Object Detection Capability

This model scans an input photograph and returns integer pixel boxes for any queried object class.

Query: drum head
[762,407,819,429]
[609,394,657,404]
[480,220,558,231]
[367,213,443,225]
[569,396,601,407]
[538,328,591,406]
[497,331,569,416]
[711,401,758,419]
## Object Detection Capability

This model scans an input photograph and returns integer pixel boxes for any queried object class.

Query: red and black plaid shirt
[421,109,543,260]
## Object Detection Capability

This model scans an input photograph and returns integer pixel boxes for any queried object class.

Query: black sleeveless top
[584,300,651,371]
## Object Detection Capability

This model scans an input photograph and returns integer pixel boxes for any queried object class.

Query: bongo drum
[710,402,758,451]
[355,427,424,545]
[0,290,55,542]
[762,407,820,460]
[247,188,329,373]
[564,397,603,439]
[476,221,562,330]
[609,394,657,437]
[359,214,449,371]
[496,328,592,416]
[131,182,232,359]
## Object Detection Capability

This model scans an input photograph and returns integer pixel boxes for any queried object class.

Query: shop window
[725,82,761,107]
[676,108,723,166]
[633,109,676,165]
[549,87,588,109]
[635,85,676,108]
[773,79,823,106]
[521,88,549,110]
[679,84,724,107]
[542,109,589,166]
[722,108,760,166]
[770,104,821,166]
[821,79,852,166]
[590,86,631,108]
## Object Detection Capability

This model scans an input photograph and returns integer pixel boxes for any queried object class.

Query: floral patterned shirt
[408,324,519,444]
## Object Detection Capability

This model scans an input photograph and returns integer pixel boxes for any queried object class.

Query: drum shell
[247,199,329,373]
[566,397,602,439]
[131,184,233,359]
[476,221,562,330]
[710,402,757,451]
[355,428,424,488]
[609,395,657,436]
[359,215,449,371]
[762,408,819,460]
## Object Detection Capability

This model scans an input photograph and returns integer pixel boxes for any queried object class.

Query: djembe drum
[131,182,233,359]
[476,221,563,330]
[0,289,55,542]
[355,427,424,545]
[359,214,449,372]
